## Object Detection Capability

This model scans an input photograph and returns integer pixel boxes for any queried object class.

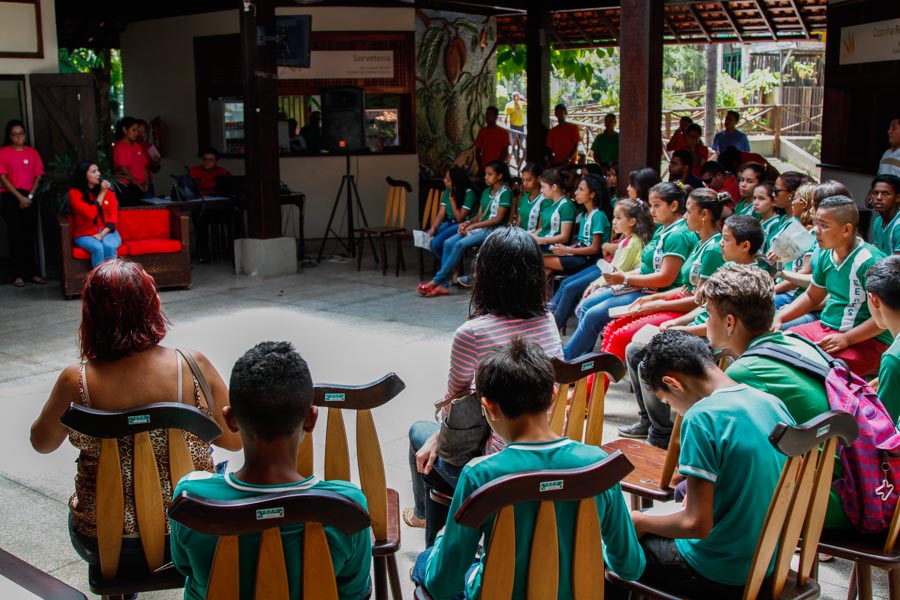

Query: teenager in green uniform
[866,255,900,423]
[515,163,547,233]
[753,182,784,253]
[531,167,576,248]
[170,342,372,600]
[697,264,852,529]
[428,167,478,264]
[414,338,645,599]
[776,195,892,376]
[870,174,900,255]
[631,329,794,596]
[733,161,765,218]
[544,173,611,275]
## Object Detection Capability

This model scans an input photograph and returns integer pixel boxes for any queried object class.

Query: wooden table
[0,548,86,599]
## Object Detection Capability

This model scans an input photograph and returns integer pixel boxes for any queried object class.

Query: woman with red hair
[30,260,240,568]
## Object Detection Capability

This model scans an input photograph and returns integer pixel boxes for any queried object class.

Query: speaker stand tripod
[317,154,376,262]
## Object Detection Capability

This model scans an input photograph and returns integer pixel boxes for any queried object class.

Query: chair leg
[889,567,900,598]
[373,555,389,600]
[857,563,873,600]
[396,238,405,277]
[386,553,403,599]
[357,234,365,271]
[380,236,388,276]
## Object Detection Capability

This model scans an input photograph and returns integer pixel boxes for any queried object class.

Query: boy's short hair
[867,255,900,310]
[637,330,715,393]
[485,105,499,117]
[686,123,702,136]
[672,149,693,168]
[723,215,764,254]
[229,341,314,440]
[817,195,859,233]
[700,160,725,176]
[872,174,900,195]
[726,110,741,122]
[696,263,775,336]
[475,337,555,418]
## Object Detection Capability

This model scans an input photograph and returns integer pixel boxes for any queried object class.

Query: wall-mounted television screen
[276,15,311,68]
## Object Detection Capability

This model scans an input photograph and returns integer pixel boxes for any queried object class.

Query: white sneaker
[457,275,475,287]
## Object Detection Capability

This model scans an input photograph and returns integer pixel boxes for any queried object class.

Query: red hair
[79,260,168,360]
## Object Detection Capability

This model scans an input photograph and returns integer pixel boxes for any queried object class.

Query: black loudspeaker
[321,86,366,153]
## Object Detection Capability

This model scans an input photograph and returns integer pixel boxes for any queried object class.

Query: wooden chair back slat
[303,522,340,600]
[658,414,683,490]
[796,437,839,585]
[566,379,589,444]
[133,430,167,571]
[549,382,569,436]
[324,408,351,481]
[583,375,606,447]
[397,188,407,228]
[296,435,314,478]
[96,437,124,579]
[572,499,604,600]
[480,505,516,598]
[168,429,195,489]
[527,501,560,600]
[422,188,440,230]
[207,535,240,600]
[356,409,388,540]
[255,528,290,599]
[771,450,819,597]
[885,486,900,553]
[430,189,442,227]
[383,186,394,227]
[549,353,626,445]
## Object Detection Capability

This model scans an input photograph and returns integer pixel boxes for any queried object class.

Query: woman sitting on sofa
[69,161,122,269]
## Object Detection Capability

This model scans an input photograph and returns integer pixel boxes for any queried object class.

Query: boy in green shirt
[170,342,372,600]
[870,174,900,255]
[414,338,645,599]
[866,255,900,424]
[632,329,794,597]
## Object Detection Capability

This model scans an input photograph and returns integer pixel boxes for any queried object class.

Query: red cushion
[123,239,182,256]
[117,209,171,241]
[71,245,129,260]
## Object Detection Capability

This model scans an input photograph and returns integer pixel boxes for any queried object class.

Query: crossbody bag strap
[176,349,216,416]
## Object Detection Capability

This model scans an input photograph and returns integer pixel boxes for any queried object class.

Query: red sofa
[57,206,191,298]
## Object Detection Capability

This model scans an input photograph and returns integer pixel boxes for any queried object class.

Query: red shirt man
[546,104,581,166]
[474,106,510,170]
[189,149,231,196]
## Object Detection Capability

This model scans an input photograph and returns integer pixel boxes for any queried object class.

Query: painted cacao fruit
[444,101,463,145]
[444,37,466,84]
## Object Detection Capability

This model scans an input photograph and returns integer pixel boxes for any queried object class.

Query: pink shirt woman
[0,119,44,286]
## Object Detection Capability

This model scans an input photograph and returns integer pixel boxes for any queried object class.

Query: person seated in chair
[189,148,231,197]
[631,329,794,598]
[866,255,900,423]
[170,341,372,600]
[413,338,645,599]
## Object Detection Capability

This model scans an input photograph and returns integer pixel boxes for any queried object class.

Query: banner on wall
[839,18,900,65]
[278,50,394,79]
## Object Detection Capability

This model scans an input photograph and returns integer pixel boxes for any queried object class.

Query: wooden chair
[60,402,223,600]
[167,488,370,600]
[418,186,443,281]
[357,177,412,276]
[549,352,627,446]
[296,373,406,600]
[606,410,860,600]
[416,450,635,600]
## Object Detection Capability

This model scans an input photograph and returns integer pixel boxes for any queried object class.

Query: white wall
[120,7,419,242]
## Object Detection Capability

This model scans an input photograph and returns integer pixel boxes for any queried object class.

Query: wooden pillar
[525,8,550,166]
[618,0,663,195]
[240,0,281,239]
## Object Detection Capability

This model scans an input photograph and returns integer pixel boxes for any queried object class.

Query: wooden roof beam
[716,1,745,42]
[571,14,597,46]
[751,0,779,39]
[596,9,618,43]
[664,11,683,43]
[687,4,713,43]
[787,0,811,37]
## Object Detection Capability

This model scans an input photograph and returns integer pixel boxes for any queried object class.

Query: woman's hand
[550,244,569,256]
[93,233,104,240]
[458,221,468,234]
[415,431,440,475]
[18,192,31,209]
[603,269,626,285]
[583,281,602,298]
[100,179,111,191]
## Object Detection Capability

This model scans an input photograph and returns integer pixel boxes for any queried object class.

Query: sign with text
[840,18,900,65]
[278,50,394,79]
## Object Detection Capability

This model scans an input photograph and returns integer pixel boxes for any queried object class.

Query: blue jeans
[430,221,458,263]
[549,265,601,329]
[75,231,122,268]
[564,288,645,359]
[409,420,463,547]
[433,228,490,287]
[411,546,476,599]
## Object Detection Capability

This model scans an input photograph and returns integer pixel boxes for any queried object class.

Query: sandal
[416,282,435,296]
[402,507,426,529]
[13,278,25,287]
[30,276,46,285]
[424,286,449,298]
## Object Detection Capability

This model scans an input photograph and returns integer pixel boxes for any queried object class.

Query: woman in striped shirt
[405,227,563,544]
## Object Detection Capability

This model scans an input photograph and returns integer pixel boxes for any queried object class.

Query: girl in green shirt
[516,162,547,233]
[544,173,611,275]
[753,182,785,254]
[427,167,476,263]
[531,167,576,248]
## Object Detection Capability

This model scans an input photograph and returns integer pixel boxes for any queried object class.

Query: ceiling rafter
[716,1,746,42]
[786,0,810,37]
[750,0,779,39]
[687,4,713,43]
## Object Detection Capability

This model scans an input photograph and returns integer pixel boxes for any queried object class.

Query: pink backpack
[742,335,900,533]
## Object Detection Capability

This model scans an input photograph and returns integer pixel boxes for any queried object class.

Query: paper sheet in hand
[769,220,814,263]
[413,230,433,250]
[608,304,632,318]
[596,259,614,274]
[632,324,661,346]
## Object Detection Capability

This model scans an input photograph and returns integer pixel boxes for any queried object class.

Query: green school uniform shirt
[441,188,478,222]
[810,240,893,345]
[732,198,758,218]
[879,337,900,425]
[639,218,698,291]
[477,185,513,225]
[680,233,724,293]
[575,208,611,246]
[872,210,900,255]
[518,191,548,233]
[760,214,786,254]
[537,196,577,238]
[676,384,794,586]
[171,472,372,600]
[423,438,645,600]
[726,332,850,528]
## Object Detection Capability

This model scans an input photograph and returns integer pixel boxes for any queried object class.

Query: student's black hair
[723,215,764,254]
[755,182,785,215]
[615,198,655,245]
[606,161,619,196]
[813,180,850,210]
[689,188,725,223]
[3,118,25,146]
[475,337,555,418]
[520,162,543,179]
[469,227,548,320]
[637,330,715,393]
[199,147,221,159]
[485,105,499,117]
[737,162,766,184]
[115,117,137,140]
[672,149,693,169]
[726,109,741,122]
[629,167,661,202]
[779,171,811,196]
[71,160,101,201]
[717,147,743,173]
[581,173,612,221]
[605,112,617,121]
[135,118,148,128]
[872,174,900,196]
[817,195,859,234]
[649,181,687,214]
[866,255,900,310]
[700,160,725,177]
[485,160,511,187]
[448,166,472,210]
[554,103,567,112]
[679,115,693,125]
[686,123,702,137]
[229,341,314,440]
